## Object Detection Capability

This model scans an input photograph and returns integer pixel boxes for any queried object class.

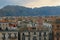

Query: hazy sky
[0,0,60,8]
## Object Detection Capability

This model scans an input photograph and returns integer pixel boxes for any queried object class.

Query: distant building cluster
[0,16,60,40]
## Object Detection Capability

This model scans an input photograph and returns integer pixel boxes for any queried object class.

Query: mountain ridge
[0,5,60,16]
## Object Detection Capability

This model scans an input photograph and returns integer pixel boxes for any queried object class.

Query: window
[28,32,30,34]
[57,25,60,29]
[39,32,41,37]
[44,32,46,36]
[33,37,37,40]
[8,33,11,38]
[28,37,30,40]
[44,37,46,40]
[22,33,25,40]
[57,38,59,40]
[39,38,41,40]
[3,24,4,27]
[0,27,2,30]
[32,27,36,30]
[22,33,25,36]
[56,33,60,37]
[2,33,6,39]
[56,32,60,40]
[34,32,36,35]
[14,33,17,38]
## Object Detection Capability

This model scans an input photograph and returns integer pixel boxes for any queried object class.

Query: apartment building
[0,31,18,40]
[0,22,9,30]
[20,30,51,40]
[43,16,60,40]
[52,17,60,40]
[19,20,52,40]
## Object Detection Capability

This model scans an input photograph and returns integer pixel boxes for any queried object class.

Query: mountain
[0,5,60,16]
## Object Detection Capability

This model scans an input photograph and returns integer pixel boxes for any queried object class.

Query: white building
[27,22,38,27]
[0,31,18,40]
[17,21,22,26]
[0,22,9,30]
[43,23,52,28]
[20,30,50,40]
[43,22,52,32]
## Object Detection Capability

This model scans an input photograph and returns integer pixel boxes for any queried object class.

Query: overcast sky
[0,0,60,8]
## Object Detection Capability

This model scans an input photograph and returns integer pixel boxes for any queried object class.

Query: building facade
[0,31,18,40]
[0,22,9,30]
[20,30,51,40]
[52,17,60,40]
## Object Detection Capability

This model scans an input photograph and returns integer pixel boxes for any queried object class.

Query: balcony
[55,19,60,24]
